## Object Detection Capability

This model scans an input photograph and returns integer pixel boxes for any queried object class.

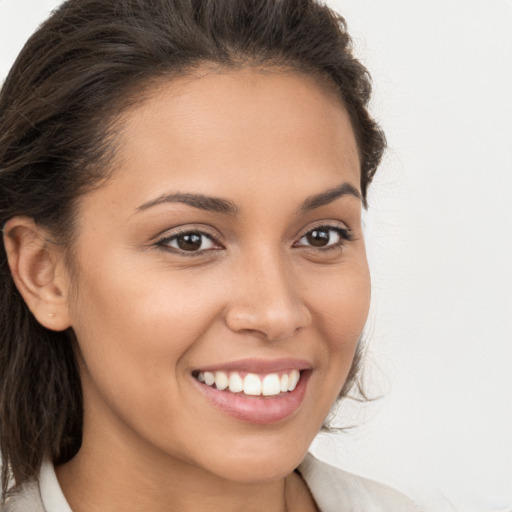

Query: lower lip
[193,371,311,424]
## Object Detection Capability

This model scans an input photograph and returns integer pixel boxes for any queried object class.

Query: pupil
[307,229,329,247]
[177,233,202,251]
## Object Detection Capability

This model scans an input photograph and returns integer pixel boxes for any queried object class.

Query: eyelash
[155,228,223,257]
[294,224,353,251]
[155,224,353,257]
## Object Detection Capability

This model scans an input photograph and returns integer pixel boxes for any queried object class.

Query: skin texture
[5,68,370,512]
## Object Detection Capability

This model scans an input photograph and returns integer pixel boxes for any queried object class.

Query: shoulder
[1,479,46,512]
[297,453,423,512]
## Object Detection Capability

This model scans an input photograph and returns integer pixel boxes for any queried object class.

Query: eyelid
[155,226,224,255]
[295,222,352,241]
[293,222,353,251]
[152,221,352,256]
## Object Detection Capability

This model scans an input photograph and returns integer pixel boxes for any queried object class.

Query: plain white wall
[1,1,511,511]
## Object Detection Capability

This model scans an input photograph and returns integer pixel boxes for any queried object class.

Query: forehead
[92,68,361,213]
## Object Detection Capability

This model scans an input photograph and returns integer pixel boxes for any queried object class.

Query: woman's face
[65,68,370,482]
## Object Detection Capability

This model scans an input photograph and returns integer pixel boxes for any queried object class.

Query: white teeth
[280,373,289,392]
[262,374,281,396]
[228,372,243,393]
[214,371,228,390]
[243,373,262,396]
[197,369,302,396]
[288,369,300,391]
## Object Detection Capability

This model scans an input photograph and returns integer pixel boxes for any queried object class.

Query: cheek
[67,255,224,411]
[304,258,371,390]
[67,263,230,462]
[308,259,371,342]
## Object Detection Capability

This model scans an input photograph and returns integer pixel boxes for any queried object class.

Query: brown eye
[296,225,350,249]
[158,231,218,253]
[176,233,203,251]
[306,229,331,247]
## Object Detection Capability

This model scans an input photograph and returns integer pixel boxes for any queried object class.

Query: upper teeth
[197,370,301,396]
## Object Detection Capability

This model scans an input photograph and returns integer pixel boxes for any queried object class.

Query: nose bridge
[225,247,311,340]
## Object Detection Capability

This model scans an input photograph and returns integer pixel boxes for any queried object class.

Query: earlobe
[3,216,72,332]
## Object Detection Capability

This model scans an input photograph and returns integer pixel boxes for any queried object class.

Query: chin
[185,430,313,484]
[208,453,303,484]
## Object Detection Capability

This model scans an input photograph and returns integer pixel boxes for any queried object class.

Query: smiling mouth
[193,370,301,397]
[192,362,311,423]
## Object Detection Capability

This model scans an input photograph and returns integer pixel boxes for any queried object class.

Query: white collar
[39,459,73,512]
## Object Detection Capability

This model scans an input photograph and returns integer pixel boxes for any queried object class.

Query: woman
[0,0,421,510]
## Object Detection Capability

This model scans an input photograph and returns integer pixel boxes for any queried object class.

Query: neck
[56,426,296,512]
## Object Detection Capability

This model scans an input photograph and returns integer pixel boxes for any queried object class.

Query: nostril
[224,298,311,342]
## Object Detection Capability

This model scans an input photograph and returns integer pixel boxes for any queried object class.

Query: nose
[224,253,312,341]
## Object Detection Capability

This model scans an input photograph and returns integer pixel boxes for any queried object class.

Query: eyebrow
[298,182,363,213]
[135,181,362,215]
[136,192,239,215]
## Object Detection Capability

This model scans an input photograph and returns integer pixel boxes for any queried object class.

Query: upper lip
[193,358,312,374]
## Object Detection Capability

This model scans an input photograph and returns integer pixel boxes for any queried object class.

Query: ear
[3,216,72,331]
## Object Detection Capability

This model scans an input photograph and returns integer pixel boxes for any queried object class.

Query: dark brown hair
[0,0,385,499]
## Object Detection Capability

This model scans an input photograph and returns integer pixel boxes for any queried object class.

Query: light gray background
[1,1,511,511]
